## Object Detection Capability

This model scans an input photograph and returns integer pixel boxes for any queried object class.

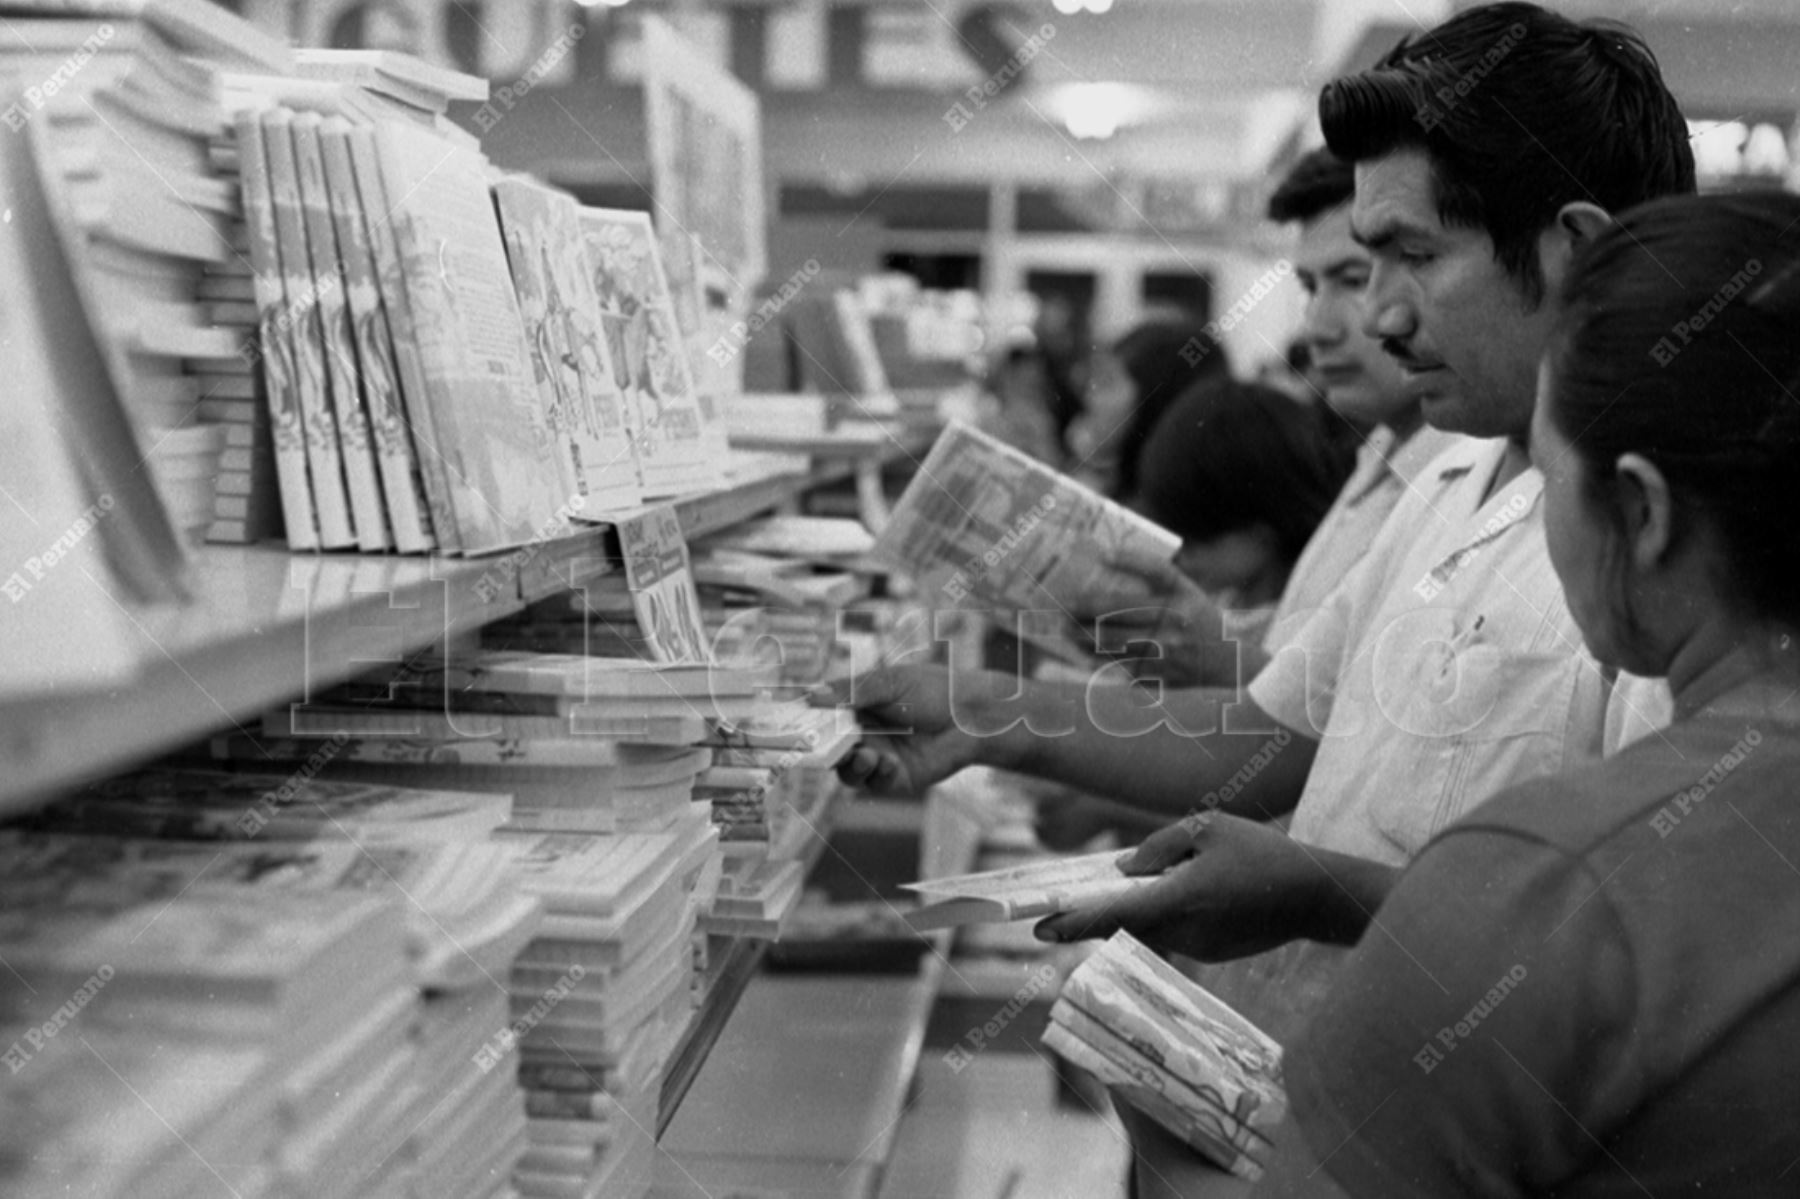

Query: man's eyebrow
[1352,215,1432,250]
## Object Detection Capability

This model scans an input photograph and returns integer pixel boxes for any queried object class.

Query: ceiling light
[1047,82,1152,140]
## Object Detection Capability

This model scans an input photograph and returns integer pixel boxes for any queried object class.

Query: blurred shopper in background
[1132,379,1355,656]
[1067,317,1230,504]
[974,341,1067,468]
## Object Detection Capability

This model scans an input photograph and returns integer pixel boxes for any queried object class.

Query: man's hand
[1069,554,1235,689]
[1032,812,1337,961]
[813,663,1021,798]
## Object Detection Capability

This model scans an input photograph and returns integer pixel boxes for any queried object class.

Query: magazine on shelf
[372,120,573,554]
[261,106,357,548]
[874,420,1182,661]
[576,206,715,498]
[317,115,436,552]
[342,121,461,553]
[900,848,1150,931]
[291,110,390,550]
[492,176,643,514]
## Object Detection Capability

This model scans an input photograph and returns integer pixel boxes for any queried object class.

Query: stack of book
[691,549,872,684]
[3,1,289,541]
[499,823,719,1199]
[1042,932,1287,1180]
[289,47,488,147]
[192,125,282,543]
[27,764,511,841]
[15,769,544,1196]
[209,728,713,836]
[283,649,787,748]
[229,89,440,553]
[0,860,413,1198]
[481,583,652,659]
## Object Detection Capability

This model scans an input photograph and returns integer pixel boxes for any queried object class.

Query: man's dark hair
[1318,1,1695,302]
[1266,148,1355,225]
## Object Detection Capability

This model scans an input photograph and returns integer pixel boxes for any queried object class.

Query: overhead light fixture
[1047,81,1152,140]
[1052,0,1111,13]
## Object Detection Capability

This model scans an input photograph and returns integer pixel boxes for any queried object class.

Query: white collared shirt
[1263,423,1465,653]
[1249,436,1612,866]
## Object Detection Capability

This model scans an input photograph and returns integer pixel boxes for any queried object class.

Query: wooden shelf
[0,450,846,815]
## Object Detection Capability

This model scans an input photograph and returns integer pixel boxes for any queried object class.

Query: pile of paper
[1042,932,1287,1180]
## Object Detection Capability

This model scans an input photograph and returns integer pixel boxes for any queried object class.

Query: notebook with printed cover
[1044,930,1286,1179]
[874,420,1182,662]
[900,849,1151,931]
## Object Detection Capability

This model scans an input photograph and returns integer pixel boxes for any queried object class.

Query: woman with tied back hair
[1068,318,1229,505]
[1254,191,1800,1197]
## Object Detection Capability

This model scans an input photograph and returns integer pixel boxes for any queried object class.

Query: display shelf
[654,969,945,1199]
[0,450,854,815]
[652,790,980,1197]
[657,801,838,1137]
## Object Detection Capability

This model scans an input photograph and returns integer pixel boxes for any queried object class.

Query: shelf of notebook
[0,448,856,815]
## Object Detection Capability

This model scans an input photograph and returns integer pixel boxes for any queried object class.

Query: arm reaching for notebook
[1033,813,1398,961]
[816,664,1316,821]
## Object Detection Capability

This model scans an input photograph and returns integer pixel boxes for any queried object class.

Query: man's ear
[1539,202,1614,294]
[1614,451,1674,572]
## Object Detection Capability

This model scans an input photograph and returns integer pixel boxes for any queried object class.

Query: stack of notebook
[1042,931,1287,1180]
[0,858,413,1198]
[13,770,544,1196]
[2,1,288,540]
[498,820,719,1199]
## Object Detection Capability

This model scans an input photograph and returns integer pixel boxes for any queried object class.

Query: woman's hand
[1033,812,1337,961]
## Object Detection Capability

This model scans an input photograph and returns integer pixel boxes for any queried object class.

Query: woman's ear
[1539,202,1614,295]
[1613,452,1674,571]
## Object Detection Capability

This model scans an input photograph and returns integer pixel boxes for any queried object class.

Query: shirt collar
[1344,424,1472,505]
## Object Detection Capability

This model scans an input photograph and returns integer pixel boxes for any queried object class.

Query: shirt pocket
[1365,623,1584,858]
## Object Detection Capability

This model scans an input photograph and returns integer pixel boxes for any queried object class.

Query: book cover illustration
[342,122,460,553]
[261,107,356,548]
[576,206,713,498]
[491,177,640,514]
[615,502,711,665]
[875,420,1181,661]
[373,122,572,554]
[318,116,434,552]
[1044,930,1287,1179]
[291,110,390,550]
